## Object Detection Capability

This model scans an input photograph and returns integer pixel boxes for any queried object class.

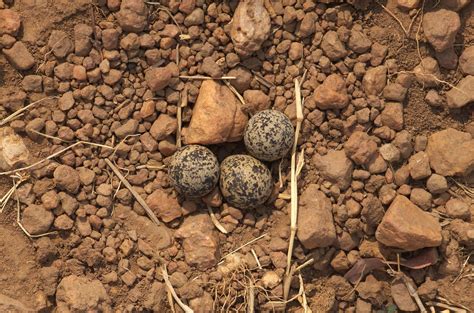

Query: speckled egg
[220,154,273,209]
[168,145,219,198]
[244,110,294,161]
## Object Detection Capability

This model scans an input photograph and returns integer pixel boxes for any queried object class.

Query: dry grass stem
[247,283,255,313]
[251,249,262,269]
[376,1,408,37]
[402,274,427,313]
[0,96,58,126]
[451,179,474,198]
[208,206,228,234]
[297,274,312,313]
[167,290,177,313]
[452,253,472,284]
[105,159,160,226]
[286,77,304,278]
[145,2,183,36]
[283,259,314,303]
[278,193,291,200]
[36,38,67,73]
[161,265,194,313]
[436,296,470,311]
[252,71,273,89]
[1,141,81,176]
[426,301,467,313]
[220,233,268,261]
[177,86,188,148]
[179,75,236,80]
[0,173,29,213]
[136,164,167,170]
[223,79,246,105]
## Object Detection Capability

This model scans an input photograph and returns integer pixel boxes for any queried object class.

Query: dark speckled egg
[220,154,273,209]
[169,145,219,198]
[244,110,294,161]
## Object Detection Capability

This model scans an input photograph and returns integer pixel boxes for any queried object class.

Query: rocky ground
[0,0,473,312]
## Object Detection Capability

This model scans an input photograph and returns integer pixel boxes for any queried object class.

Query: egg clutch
[168,110,295,209]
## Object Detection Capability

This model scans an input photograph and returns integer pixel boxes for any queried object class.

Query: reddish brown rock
[230,0,271,56]
[460,46,474,75]
[413,57,441,87]
[313,74,349,110]
[321,30,347,61]
[242,90,271,114]
[145,64,177,92]
[56,275,110,312]
[408,151,432,180]
[297,184,336,249]
[380,102,404,131]
[21,204,54,235]
[313,150,353,190]
[175,214,219,270]
[53,165,81,194]
[446,75,474,108]
[0,9,21,36]
[344,131,378,165]
[363,66,387,96]
[117,0,149,33]
[375,195,442,251]
[184,80,248,145]
[146,189,182,223]
[423,9,460,52]
[426,128,474,176]
[2,41,35,71]
[149,114,177,141]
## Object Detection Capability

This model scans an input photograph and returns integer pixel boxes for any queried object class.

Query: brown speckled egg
[220,154,273,208]
[168,145,219,198]
[244,110,294,161]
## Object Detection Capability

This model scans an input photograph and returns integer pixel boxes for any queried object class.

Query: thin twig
[105,159,160,226]
[223,80,246,106]
[177,86,187,148]
[402,274,427,313]
[376,0,408,37]
[285,77,304,277]
[452,253,472,284]
[208,206,228,234]
[251,249,262,269]
[220,233,268,261]
[179,75,236,80]
[161,265,194,313]
[0,96,58,126]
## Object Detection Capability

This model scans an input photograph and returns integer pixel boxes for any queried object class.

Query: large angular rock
[446,75,474,108]
[375,195,442,251]
[175,214,220,270]
[184,80,248,145]
[426,128,474,176]
[0,293,34,312]
[363,66,387,96]
[117,0,148,33]
[115,204,172,250]
[313,150,353,190]
[0,9,21,36]
[423,9,460,52]
[380,102,404,131]
[321,31,347,61]
[21,204,54,236]
[56,275,110,312]
[459,46,474,75]
[297,184,336,249]
[146,189,182,223]
[0,127,30,171]
[230,0,270,56]
[344,131,378,165]
[2,41,35,71]
[313,74,349,110]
